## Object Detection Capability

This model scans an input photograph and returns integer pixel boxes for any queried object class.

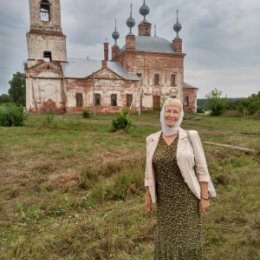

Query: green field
[0,113,260,260]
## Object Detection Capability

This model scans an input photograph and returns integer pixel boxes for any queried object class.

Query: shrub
[205,88,227,116]
[196,106,205,113]
[240,92,260,116]
[0,103,27,126]
[109,109,132,132]
[82,108,91,118]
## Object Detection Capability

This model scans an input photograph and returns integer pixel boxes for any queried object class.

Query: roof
[61,58,139,81]
[107,62,139,80]
[183,82,198,89]
[61,58,101,78]
[120,36,175,54]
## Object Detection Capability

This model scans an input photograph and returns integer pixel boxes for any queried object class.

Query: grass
[0,112,260,260]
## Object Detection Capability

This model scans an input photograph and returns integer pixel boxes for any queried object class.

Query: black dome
[139,1,150,17]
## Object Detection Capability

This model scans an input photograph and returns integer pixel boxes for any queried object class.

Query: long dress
[152,135,202,260]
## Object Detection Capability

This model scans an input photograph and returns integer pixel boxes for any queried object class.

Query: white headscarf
[160,98,184,136]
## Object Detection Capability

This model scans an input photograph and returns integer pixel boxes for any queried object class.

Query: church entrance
[153,95,161,110]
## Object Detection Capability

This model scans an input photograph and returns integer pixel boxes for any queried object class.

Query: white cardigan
[144,128,216,203]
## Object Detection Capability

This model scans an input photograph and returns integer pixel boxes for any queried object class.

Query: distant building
[25,0,198,113]
[183,82,198,113]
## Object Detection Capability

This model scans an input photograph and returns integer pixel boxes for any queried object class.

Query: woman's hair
[163,98,183,112]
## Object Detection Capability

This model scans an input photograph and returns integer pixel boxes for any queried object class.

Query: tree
[241,91,260,115]
[8,72,26,106]
[0,94,11,104]
[205,88,226,116]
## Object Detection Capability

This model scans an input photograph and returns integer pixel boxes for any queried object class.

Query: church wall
[26,62,65,113]
[118,52,184,109]
[29,0,62,32]
[26,77,65,113]
[27,34,67,63]
[65,78,140,113]
[183,88,198,113]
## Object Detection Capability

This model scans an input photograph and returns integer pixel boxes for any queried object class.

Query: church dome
[126,3,135,34]
[139,1,150,17]
[120,36,175,54]
[126,16,135,29]
[112,19,120,44]
[112,30,119,41]
[173,21,182,34]
[173,10,182,37]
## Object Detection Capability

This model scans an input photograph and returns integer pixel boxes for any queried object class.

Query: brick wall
[183,88,198,113]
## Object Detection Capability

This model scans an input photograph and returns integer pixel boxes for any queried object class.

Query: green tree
[0,94,11,104]
[8,72,26,106]
[205,88,226,116]
[241,91,260,115]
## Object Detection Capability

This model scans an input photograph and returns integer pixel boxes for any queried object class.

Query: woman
[144,98,216,260]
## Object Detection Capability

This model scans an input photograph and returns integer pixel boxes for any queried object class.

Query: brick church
[25,0,198,113]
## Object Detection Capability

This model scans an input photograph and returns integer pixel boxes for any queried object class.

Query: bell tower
[26,0,67,67]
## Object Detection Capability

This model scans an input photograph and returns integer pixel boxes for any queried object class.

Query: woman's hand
[199,182,210,214]
[145,188,152,215]
[199,198,210,214]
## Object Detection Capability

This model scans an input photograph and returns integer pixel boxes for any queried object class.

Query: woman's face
[164,105,181,128]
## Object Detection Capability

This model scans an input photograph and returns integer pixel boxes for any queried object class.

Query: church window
[127,94,133,107]
[76,93,83,107]
[171,74,176,86]
[184,96,189,106]
[137,73,142,84]
[43,51,52,62]
[95,94,101,106]
[111,94,117,106]
[154,74,160,85]
[40,0,51,22]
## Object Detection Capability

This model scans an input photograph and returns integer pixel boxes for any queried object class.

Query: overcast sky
[0,0,259,98]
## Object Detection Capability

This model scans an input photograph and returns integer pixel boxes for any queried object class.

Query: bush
[205,88,227,116]
[0,103,27,126]
[196,106,205,113]
[82,108,91,118]
[240,92,260,116]
[109,109,132,132]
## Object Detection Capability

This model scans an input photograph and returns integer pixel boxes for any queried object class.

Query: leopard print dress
[152,135,202,260]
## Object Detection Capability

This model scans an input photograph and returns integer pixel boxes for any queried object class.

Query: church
[25,0,198,113]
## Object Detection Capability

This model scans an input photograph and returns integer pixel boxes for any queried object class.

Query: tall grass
[0,113,259,260]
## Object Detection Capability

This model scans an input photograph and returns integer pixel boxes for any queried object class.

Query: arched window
[126,94,133,107]
[40,0,51,22]
[95,94,101,106]
[43,51,52,62]
[184,96,189,106]
[111,94,117,106]
[154,74,160,85]
[76,93,83,107]
[171,74,176,86]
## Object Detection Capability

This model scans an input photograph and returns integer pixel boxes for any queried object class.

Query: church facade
[25,0,198,113]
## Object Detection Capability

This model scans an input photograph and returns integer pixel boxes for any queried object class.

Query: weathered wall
[29,0,62,32]
[115,51,184,109]
[27,34,67,63]
[26,62,65,112]
[65,68,140,113]
[183,88,198,113]
[27,0,67,68]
